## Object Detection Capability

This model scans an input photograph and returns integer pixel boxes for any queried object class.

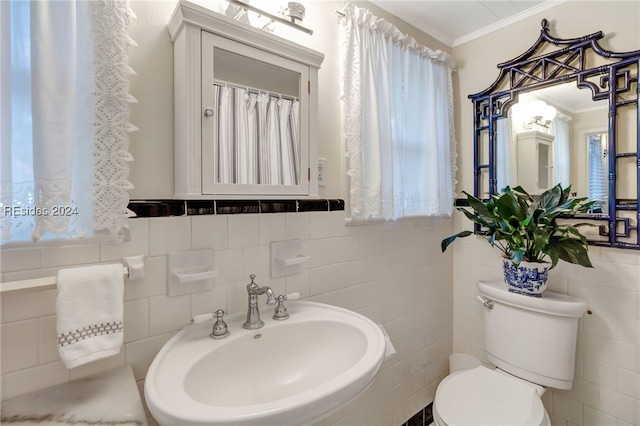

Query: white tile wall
[453,226,640,426]
[0,211,453,425]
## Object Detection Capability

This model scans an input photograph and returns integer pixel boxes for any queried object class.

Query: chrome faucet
[243,274,276,329]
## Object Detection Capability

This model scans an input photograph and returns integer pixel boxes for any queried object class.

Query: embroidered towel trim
[56,264,124,369]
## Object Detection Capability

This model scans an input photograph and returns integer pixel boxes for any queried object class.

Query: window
[1,1,136,244]
[339,3,457,221]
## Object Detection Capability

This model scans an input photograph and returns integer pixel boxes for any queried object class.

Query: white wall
[452,2,640,425]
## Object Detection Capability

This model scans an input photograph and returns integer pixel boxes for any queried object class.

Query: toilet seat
[434,366,548,426]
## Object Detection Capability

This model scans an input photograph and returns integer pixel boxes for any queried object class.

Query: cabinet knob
[203,107,214,117]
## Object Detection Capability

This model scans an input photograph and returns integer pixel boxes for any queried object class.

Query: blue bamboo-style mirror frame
[469,19,640,249]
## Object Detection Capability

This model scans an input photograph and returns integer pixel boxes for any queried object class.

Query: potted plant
[441,184,595,297]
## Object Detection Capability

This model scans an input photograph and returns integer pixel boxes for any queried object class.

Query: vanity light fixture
[524,99,557,129]
[281,2,305,23]
[226,0,313,35]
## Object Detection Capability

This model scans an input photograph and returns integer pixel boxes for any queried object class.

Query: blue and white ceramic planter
[502,259,550,297]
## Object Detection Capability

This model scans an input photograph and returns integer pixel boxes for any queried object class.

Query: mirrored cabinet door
[201,32,310,195]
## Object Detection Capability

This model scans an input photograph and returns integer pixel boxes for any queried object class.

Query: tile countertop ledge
[0,365,147,426]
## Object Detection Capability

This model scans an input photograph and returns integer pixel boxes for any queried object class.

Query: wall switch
[318,158,327,187]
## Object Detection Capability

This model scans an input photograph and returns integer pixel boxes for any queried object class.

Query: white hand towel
[56,264,124,369]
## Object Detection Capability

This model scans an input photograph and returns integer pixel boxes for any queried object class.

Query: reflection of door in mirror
[209,46,302,187]
[498,87,608,199]
[587,132,608,213]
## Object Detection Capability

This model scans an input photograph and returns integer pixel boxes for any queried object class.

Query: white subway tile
[213,248,243,285]
[599,248,638,265]
[100,218,150,261]
[124,298,149,343]
[1,248,41,273]
[1,289,57,322]
[227,214,259,248]
[190,284,227,317]
[242,245,270,278]
[583,405,617,426]
[600,387,636,424]
[191,215,228,250]
[583,356,617,389]
[148,295,191,335]
[124,255,167,301]
[616,315,639,345]
[284,270,310,299]
[2,361,69,400]
[320,237,342,265]
[1,320,39,373]
[38,316,60,364]
[286,212,310,240]
[599,288,639,318]
[125,333,173,381]
[600,338,639,372]
[258,214,286,245]
[149,217,191,256]
[41,244,100,268]
[308,212,332,239]
[330,210,350,237]
[552,393,583,425]
[617,367,639,399]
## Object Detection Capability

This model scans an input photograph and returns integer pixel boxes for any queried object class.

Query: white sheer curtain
[551,115,571,187]
[339,3,457,221]
[1,0,136,243]
[213,84,299,185]
[496,117,516,191]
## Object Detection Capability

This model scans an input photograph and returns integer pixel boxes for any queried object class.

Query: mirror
[210,46,302,187]
[470,19,640,248]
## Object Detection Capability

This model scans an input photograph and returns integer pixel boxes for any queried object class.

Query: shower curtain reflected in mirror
[213,84,300,185]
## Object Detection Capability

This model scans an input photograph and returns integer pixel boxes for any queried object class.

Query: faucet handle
[273,295,290,320]
[210,309,230,339]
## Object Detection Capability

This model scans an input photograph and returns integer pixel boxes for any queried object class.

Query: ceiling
[369,0,563,47]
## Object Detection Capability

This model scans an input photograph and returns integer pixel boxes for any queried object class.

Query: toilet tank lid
[478,281,587,318]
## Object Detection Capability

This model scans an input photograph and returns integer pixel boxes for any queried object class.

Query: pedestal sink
[144,301,387,425]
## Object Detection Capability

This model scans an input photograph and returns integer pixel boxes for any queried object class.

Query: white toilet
[433,280,587,426]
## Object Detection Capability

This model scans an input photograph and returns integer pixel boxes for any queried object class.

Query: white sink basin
[144,301,386,425]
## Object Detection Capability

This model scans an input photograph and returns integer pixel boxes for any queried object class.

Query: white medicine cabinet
[168,1,324,199]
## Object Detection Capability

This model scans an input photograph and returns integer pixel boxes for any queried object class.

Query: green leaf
[441,230,474,252]
[495,192,526,221]
[551,237,593,268]
[463,191,495,218]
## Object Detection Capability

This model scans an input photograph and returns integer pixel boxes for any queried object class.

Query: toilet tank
[477,280,587,390]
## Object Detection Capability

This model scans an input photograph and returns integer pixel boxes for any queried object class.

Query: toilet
[433,280,587,426]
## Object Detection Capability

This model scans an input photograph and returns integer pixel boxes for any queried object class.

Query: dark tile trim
[260,200,298,213]
[329,199,346,211]
[454,198,470,207]
[186,201,216,215]
[297,200,329,212]
[128,200,185,218]
[129,199,345,218]
[216,200,260,214]
[404,402,433,426]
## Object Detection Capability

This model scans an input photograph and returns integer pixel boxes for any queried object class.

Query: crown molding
[453,0,567,47]
[371,0,567,49]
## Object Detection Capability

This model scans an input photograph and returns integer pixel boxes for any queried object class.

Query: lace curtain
[213,84,300,185]
[1,0,136,243]
[339,3,457,221]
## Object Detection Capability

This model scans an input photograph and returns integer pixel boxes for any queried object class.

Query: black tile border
[128,199,345,218]
[404,402,433,426]
[127,200,186,218]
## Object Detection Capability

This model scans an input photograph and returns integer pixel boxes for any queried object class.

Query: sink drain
[253,334,262,339]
